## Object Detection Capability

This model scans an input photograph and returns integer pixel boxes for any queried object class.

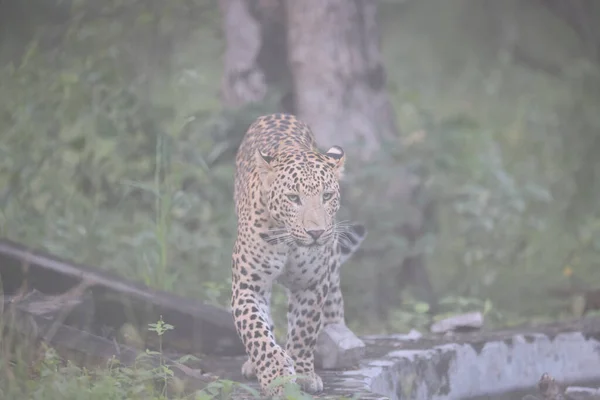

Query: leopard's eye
[286,194,301,204]
[322,192,334,202]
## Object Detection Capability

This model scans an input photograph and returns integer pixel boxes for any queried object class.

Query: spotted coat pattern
[231,113,365,396]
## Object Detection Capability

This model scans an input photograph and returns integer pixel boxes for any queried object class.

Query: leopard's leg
[285,282,328,394]
[323,222,366,324]
[316,248,366,370]
[231,270,294,396]
[322,257,345,325]
[241,296,274,379]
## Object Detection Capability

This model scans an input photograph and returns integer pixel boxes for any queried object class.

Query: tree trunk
[286,0,399,160]
[219,0,267,107]
[219,0,293,110]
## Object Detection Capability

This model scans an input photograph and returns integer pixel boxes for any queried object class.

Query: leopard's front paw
[297,370,323,394]
[241,358,256,379]
[257,349,296,396]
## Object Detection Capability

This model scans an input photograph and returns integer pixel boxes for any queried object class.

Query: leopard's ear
[326,145,345,178]
[255,149,277,189]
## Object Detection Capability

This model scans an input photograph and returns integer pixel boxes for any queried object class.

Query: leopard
[231,113,366,396]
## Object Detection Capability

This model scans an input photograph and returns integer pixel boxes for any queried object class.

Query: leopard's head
[256,146,345,247]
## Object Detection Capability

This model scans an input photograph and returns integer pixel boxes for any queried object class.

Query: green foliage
[0,317,180,400]
[344,102,600,330]
[0,0,237,306]
[0,314,348,400]
[347,0,600,331]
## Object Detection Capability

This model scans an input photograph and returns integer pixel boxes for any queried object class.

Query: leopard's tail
[337,223,367,265]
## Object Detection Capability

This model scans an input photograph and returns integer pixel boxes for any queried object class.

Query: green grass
[0,317,254,400]
[0,312,356,400]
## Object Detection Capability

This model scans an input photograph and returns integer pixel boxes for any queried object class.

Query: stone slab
[315,323,366,370]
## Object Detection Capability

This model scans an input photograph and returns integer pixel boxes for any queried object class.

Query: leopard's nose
[306,229,324,240]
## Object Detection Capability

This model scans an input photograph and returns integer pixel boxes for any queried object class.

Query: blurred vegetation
[1,0,600,397]
[0,312,314,400]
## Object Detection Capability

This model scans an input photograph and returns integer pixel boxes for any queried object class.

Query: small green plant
[144,315,175,396]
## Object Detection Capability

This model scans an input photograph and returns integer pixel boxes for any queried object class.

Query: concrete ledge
[212,317,600,399]
[323,317,600,400]
[364,331,600,399]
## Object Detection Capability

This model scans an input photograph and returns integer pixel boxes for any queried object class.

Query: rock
[565,386,600,400]
[430,311,484,334]
[392,329,423,341]
[314,323,366,369]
